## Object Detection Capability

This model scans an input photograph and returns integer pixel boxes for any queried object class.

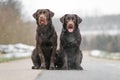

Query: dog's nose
[68,20,74,25]
[40,16,44,19]
[39,14,45,19]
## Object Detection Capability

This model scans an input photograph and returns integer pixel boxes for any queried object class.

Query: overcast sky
[21,0,120,20]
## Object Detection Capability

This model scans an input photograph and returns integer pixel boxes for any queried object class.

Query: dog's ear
[60,14,67,23]
[50,11,54,17]
[47,9,54,17]
[75,14,82,24]
[33,10,39,19]
[60,16,64,23]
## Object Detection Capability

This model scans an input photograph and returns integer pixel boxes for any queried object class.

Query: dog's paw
[49,66,55,70]
[62,66,68,70]
[32,66,40,69]
[49,63,55,70]
[40,63,46,69]
[77,66,83,70]
[40,66,46,69]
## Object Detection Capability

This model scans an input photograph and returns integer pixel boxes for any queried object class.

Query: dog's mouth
[67,24,74,32]
[38,15,47,25]
[39,19,47,25]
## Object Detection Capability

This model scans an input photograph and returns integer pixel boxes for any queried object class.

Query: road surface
[36,52,120,80]
[0,58,41,80]
[0,52,120,80]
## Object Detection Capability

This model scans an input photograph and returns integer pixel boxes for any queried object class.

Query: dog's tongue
[40,19,45,23]
[68,24,74,32]
[68,28,74,32]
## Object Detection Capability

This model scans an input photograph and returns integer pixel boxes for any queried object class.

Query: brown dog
[31,9,57,70]
[55,14,83,70]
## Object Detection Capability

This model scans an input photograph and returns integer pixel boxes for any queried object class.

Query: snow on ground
[0,43,35,59]
[0,43,120,60]
[90,50,120,60]
[81,30,120,36]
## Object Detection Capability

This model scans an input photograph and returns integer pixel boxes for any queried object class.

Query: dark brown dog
[56,14,83,70]
[31,9,57,70]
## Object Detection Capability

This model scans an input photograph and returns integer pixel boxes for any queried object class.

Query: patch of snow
[0,43,35,59]
[0,43,34,53]
[90,50,101,57]
[81,30,120,36]
[90,50,120,60]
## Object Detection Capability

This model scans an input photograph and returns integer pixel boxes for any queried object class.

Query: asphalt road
[36,52,120,80]
[0,58,41,80]
[0,52,120,80]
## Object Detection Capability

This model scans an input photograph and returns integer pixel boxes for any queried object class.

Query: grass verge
[0,57,30,63]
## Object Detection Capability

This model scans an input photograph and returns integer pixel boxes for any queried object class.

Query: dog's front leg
[49,46,56,70]
[62,53,68,70]
[37,46,46,69]
[37,35,46,69]
[31,49,41,69]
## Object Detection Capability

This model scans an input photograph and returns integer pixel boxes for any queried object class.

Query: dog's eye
[67,17,70,20]
[39,12,42,14]
[43,11,45,14]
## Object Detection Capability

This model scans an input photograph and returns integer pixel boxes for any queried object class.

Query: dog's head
[60,14,82,33]
[33,9,54,26]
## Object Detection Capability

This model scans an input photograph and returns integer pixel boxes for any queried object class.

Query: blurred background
[0,0,120,61]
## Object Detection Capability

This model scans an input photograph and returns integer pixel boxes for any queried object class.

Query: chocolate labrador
[56,14,83,70]
[31,9,57,70]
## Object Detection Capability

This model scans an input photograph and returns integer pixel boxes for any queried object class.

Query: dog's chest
[40,33,49,39]
[64,33,76,42]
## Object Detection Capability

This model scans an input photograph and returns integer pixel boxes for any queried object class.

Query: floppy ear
[60,14,67,23]
[60,16,64,23]
[47,9,54,17]
[75,14,82,24]
[33,10,38,19]
[49,11,54,17]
